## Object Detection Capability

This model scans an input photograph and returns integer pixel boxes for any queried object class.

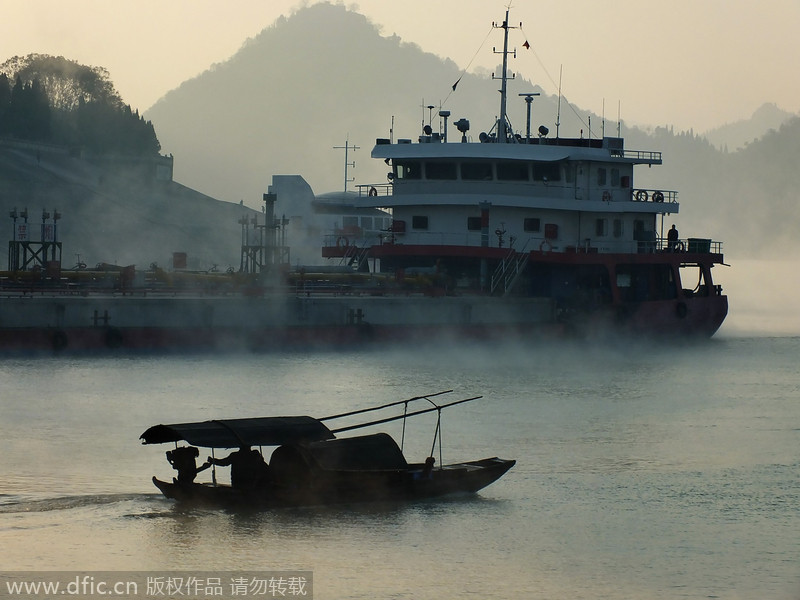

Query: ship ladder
[490,245,531,296]
[342,244,372,271]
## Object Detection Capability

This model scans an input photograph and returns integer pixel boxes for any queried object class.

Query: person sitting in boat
[667,224,679,251]
[414,456,436,480]
[166,446,211,484]
[208,446,271,489]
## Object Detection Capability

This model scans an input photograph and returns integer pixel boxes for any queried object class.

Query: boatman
[208,446,272,489]
[166,446,211,484]
[667,224,679,252]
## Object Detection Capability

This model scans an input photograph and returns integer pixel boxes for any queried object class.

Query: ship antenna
[492,7,519,143]
[617,100,621,137]
[333,137,359,193]
[602,98,605,138]
[556,64,562,140]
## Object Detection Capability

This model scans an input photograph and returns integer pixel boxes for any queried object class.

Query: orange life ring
[336,236,350,248]
[602,190,611,202]
[635,190,648,202]
[539,239,552,252]
[369,187,378,197]
[653,191,664,203]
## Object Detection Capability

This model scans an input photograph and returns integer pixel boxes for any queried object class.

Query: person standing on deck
[667,224,679,251]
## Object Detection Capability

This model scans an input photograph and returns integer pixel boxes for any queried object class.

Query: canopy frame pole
[320,390,454,422]
[329,395,482,434]
[424,398,444,470]
[400,401,409,451]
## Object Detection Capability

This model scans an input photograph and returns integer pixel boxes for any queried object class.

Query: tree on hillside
[3,75,51,140]
[0,74,11,131]
[0,54,160,155]
[75,99,160,155]
[0,54,120,111]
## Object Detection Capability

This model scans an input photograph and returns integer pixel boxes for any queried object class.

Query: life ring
[369,187,378,197]
[652,191,664,203]
[602,190,611,202]
[336,236,350,249]
[635,190,649,202]
[676,302,688,319]
[539,239,552,252]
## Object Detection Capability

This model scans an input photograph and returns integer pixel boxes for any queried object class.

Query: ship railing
[632,237,723,254]
[356,183,392,198]
[323,231,387,249]
[630,188,677,203]
[610,149,663,163]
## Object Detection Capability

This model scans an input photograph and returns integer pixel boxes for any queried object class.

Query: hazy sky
[3,0,799,131]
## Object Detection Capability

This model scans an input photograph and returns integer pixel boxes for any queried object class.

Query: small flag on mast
[522,40,530,50]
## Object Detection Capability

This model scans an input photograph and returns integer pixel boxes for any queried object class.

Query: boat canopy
[306,433,409,470]
[140,416,335,448]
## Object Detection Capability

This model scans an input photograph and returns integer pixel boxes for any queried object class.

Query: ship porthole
[52,330,68,352]
[676,302,688,319]
[105,327,123,349]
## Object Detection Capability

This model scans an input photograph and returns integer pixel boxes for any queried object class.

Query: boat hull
[0,290,725,353]
[151,457,516,508]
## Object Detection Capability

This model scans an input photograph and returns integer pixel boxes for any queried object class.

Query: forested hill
[0,55,254,269]
[0,54,160,156]
[145,2,799,259]
[627,117,800,256]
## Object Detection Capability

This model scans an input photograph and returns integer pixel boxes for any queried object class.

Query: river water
[1,335,798,599]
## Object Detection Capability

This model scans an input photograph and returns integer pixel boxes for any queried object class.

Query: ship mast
[333,137,359,193]
[493,8,517,143]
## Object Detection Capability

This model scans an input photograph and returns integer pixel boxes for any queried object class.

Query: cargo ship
[0,9,727,353]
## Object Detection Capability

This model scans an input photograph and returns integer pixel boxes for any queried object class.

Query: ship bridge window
[597,168,607,186]
[611,168,620,186]
[532,162,561,182]
[595,218,608,237]
[426,162,457,180]
[412,215,429,230]
[395,161,421,180]
[497,161,530,181]
[460,162,493,181]
[524,217,541,232]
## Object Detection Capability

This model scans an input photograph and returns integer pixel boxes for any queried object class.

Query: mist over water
[717,258,800,337]
[1,336,799,599]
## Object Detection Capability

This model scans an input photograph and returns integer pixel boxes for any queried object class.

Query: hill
[703,103,797,151]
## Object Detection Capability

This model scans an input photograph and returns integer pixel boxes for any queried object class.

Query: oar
[320,390,454,422]
[329,395,482,434]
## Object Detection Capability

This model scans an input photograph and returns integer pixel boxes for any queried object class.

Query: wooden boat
[141,391,515,508]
